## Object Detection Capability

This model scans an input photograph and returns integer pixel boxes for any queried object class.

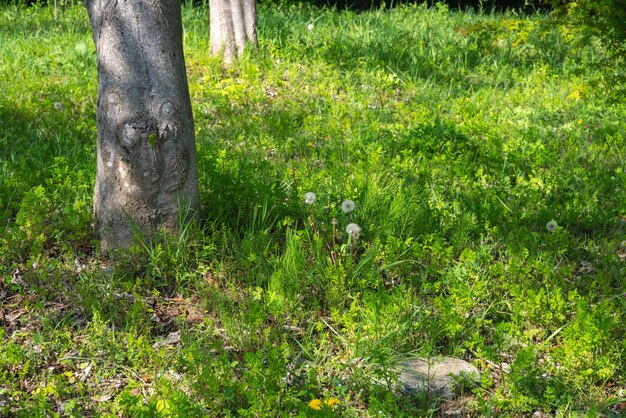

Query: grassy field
[1,2,625,416]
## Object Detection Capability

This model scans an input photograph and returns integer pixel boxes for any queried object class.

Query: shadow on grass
[195,103,307,237]
[301,7,575,89]
[0,99,95,221]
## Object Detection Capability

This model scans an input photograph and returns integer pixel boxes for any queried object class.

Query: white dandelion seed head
[546,220,558,232]
[346,223,361,237]
[341,199,356,213]
[304,192,316,205]
[53,102,63,111]
[75,42,88,56]
[307,23,314,31]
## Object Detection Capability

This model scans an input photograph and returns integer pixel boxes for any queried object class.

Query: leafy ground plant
[1,2,625,416]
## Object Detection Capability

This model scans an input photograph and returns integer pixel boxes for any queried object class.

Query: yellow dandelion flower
[308,399,322,410]
[326,398,340,408]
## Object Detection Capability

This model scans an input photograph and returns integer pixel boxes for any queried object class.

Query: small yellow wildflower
[326,398,340,408]
[308,399,322,410]
[567,84,585,101]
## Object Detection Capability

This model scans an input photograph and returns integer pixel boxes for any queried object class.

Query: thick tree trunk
[209,0,257,64]
[86,0,200,252]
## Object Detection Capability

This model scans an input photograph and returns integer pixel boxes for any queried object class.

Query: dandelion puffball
[346,223,361,236]
[304,192,316,205]
[307,23,314,31]
[546,220,558,232]
[75,42,88,56]
[341,199,356,213]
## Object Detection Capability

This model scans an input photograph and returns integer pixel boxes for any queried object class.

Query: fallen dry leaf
[90,394,113,402]
[152,331,181,349]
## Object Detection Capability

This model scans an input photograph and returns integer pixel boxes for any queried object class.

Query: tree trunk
[209,0,257,64]
[86,0,200,252]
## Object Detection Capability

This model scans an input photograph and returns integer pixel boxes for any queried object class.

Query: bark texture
[86,0,200,251]
[209,0,257,64]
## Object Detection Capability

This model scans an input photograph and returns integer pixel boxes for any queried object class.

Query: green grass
[1,2,625,416]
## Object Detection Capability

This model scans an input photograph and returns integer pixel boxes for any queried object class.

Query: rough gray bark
[86,0,200,252]
[209,0,257,64]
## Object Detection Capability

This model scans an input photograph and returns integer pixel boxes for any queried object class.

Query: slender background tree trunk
[209,0,257,64]
[86,0,200,252]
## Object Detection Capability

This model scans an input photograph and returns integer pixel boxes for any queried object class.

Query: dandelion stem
[310,207,316,233]
[326,241,336,266]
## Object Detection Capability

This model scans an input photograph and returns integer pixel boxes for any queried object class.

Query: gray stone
[395,357,480,399]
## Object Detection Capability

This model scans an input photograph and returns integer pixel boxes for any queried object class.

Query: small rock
[101,265,115,277]
[395,357,480,399]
